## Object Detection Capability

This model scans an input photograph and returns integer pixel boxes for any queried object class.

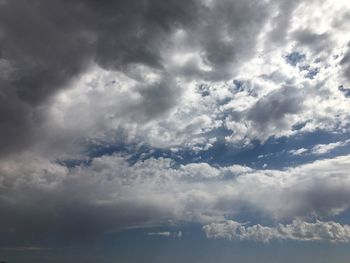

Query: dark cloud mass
[0,0,298,156]
[0,0,202,155]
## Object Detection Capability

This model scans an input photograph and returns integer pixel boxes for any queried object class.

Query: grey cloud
[198,0,271,80]
[0,159,172,246]
[340,46,350,82]
[226,83,312,144]
[0,84,35,154]
[267,0,301,44]
[332,11,350,30]
[232,156,350,219]
[293,29,332,54]
[246,86,304,140]
[137,76,181,120]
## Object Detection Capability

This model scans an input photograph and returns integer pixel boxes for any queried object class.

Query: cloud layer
[2,153,350,245]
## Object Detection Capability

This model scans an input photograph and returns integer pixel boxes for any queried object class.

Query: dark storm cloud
[0,82,35,153]
[0,156,172,246]
[0,0,305,157]
[0,195,169,246]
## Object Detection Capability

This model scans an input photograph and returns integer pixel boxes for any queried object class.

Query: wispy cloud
[147,231,182,238]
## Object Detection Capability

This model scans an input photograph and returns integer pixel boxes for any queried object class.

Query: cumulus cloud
[203,220,350,243]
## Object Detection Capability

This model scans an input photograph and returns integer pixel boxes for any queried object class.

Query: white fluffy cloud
[311,140,350,155]
[289,139,350,156]
[203,219,350,243]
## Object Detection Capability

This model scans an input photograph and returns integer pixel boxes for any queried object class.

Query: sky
[1,0,350,262]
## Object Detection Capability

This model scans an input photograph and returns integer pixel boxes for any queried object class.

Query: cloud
[293,29,332,54]
[310,140,350,155]
[289,148,308,156]
[0,0,281,157]
[0,0,349,158]
[245,85,305,141]
[203,219,350,243]
[0,0,197,156]
[147,231,182,238]
[288,140,350,156]
[2,153,350,246]
[340,46,350,82]
[1,0,350,252]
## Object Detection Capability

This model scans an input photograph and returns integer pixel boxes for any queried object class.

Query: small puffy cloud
[289,148,308,156]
